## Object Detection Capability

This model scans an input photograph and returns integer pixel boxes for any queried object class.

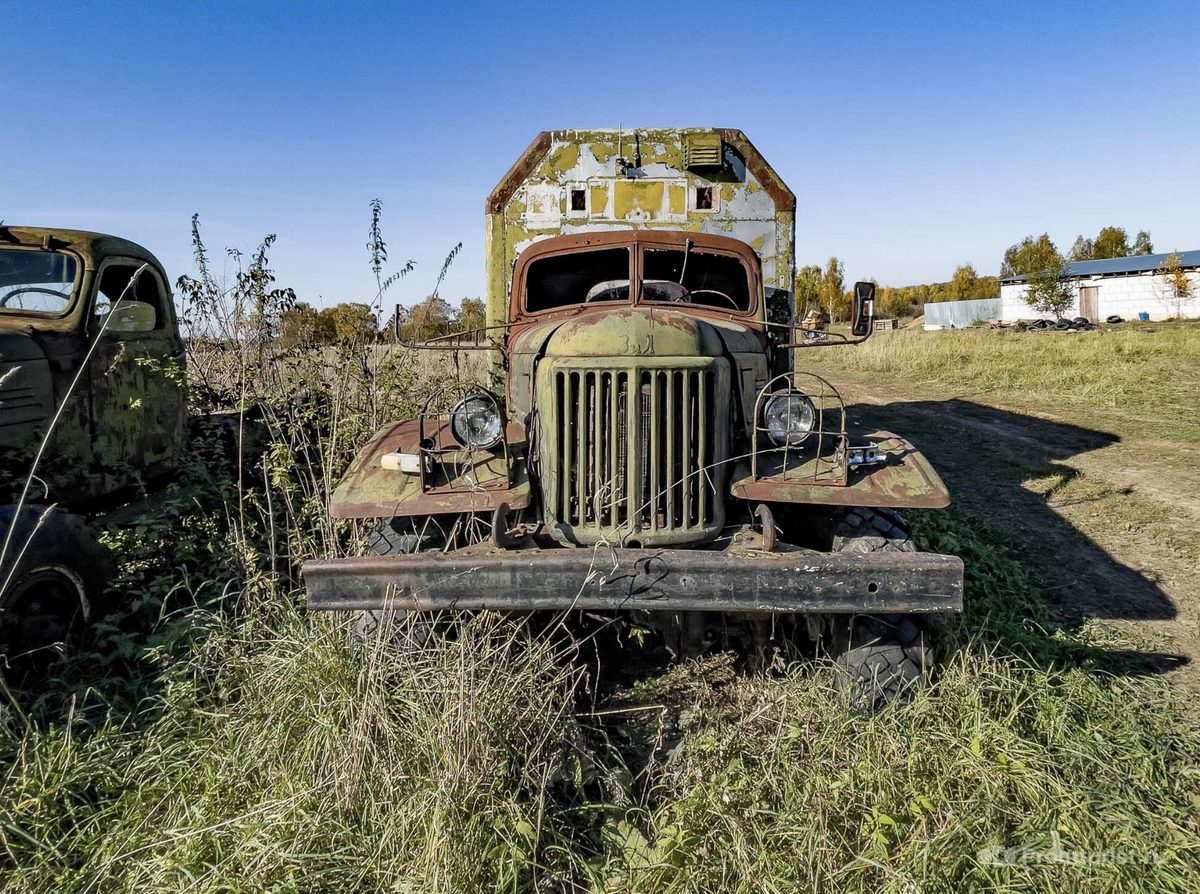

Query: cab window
[94,263,165,335]
[525,247,630,312]
[641,247,752,312]
[0,249,77,315]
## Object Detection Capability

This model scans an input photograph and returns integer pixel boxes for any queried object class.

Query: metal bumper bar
[302,546,964,614]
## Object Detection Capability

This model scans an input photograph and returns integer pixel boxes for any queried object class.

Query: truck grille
[540,360,729,545]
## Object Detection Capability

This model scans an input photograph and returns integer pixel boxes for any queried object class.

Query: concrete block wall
[1000,270,1200,321]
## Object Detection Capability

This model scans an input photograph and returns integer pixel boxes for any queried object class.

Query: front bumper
[302,544,963,614]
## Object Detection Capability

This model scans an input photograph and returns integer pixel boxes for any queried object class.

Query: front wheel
[827,613,935,711]
[826,507,937,709]
[0,506,110,671]
[350,519,438,653]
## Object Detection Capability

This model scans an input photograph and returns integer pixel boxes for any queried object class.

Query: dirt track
[838,378,1200,692]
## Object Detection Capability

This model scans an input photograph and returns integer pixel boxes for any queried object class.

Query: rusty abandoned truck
[303,128,964,704]
[0,226,186,660]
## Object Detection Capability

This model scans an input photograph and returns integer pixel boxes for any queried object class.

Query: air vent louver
[684,133,723,169]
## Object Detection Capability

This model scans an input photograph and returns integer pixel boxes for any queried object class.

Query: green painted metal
[0,226,186,505]
[484,129,798,359]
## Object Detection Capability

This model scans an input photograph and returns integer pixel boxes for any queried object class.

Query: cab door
[87,259,186,495]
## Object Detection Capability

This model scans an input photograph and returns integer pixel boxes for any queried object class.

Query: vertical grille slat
[648,372,658,530]
[555,371,566,522]
[588,372,599,524]
[698,370,708,525]
[545,362,725,544]
[576,372,586,526]
[686,372,696,530]
[666,372,676,527]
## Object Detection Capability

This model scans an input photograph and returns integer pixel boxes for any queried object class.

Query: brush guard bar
[302,547,963,614]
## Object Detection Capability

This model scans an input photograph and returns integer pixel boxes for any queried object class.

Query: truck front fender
[729,430,950,510]
[329,419,531,519]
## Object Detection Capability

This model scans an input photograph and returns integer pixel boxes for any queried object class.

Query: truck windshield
[526,247,630,312]
[642,247,752,312]
[0,250,78,315]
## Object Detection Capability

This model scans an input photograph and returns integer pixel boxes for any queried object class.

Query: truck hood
[513,307,763,360]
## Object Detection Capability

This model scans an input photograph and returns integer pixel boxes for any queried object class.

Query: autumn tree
[1069,226,1153,261]
[331,302,378,342]
[1157,253,1197,318]
[1001,233,1059,278]
[280,301,318,347]
[1004,234,1076,318]
[880,286,917,318]
[818,257,846,320]
[456,297,486,332]
[794,264,822,315]
[281,302,381,345]
[397,295,456,342]
[1068,235,1095,262]
[949,264,979,303]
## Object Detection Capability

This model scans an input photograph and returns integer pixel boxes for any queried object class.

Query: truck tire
[827,508,934,710]
[831,506,917,553]
[0,505,110,669]
[350,520,436,653]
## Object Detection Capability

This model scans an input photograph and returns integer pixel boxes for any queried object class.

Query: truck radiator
[545,361,729,545]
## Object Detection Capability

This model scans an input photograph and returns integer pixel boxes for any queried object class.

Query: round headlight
[763,391,816,446]
[449,393,502,449]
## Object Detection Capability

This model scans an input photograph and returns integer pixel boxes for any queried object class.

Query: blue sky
[3,1,1197,309]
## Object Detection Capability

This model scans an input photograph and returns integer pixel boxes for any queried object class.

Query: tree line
[795,260,1000,321]
[280,295,486,347]
[283,223,1162,338]
[799,224,1155,320]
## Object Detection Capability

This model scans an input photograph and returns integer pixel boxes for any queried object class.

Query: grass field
[2,321,1199,892]
[802,322,1200,443]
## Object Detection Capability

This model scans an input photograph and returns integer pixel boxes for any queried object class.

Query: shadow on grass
[848,397,1186,678]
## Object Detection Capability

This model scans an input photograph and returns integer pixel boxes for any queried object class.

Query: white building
[998,250,1200,322]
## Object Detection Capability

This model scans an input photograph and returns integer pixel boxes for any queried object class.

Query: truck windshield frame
[515,232,760,321]
[638,245,753,314]
[0,247,82,318]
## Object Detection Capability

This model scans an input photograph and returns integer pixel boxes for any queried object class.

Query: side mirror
[851,282,875,338]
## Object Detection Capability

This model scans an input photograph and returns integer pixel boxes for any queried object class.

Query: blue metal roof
[999,249,1200,283]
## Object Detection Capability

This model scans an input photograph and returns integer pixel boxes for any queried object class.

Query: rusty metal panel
[329,419,531,519]
[302,545,964,614]
[731,431,951,509]
[483,129,796,344]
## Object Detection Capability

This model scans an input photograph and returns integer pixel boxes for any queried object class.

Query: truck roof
[0,225,164,272]
[487,128,796,214]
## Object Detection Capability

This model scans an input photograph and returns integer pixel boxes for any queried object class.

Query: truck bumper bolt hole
[867,582,879,594]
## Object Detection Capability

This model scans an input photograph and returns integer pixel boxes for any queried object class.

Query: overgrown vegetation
[1,214,1198,892]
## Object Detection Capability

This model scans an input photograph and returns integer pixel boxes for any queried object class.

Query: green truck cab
[0,225,186,661]
[304,129,964,705]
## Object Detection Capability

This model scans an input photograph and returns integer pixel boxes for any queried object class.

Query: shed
[998,250,1200,322]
